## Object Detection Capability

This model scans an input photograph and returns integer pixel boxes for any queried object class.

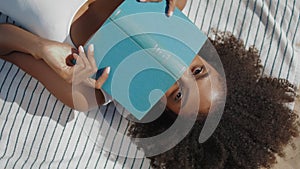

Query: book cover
[85,1,207,120]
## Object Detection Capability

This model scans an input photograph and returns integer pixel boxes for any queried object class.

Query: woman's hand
[39,39,80,83]
[72,44,110,90]
[0,23,109,89]
[138,0,187,16]
[40,40,109,88]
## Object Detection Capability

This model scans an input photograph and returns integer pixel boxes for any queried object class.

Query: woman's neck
[70,0,124,47]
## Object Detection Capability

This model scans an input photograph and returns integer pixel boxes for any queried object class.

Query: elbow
[177,0,187,11]
[0,24,14,56]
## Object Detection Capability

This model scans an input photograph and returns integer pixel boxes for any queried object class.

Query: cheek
[197,80,213,113]
[166,101,181,114]
[167,103,180,114]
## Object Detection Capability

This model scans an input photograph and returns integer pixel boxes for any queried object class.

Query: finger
[95,67,110,89]
[78,45,96,77]
[71,53,86,84]
[167,0,177,17]
[78,46,89,68]
[84,78,97,89]
[87,44,98,74]
[72,52,96,85]
[138,0,162,2]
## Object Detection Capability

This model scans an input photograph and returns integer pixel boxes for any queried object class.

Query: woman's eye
[193,66,204,75]
[175,90,182,101]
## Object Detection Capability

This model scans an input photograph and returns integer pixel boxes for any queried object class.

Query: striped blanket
[1,0,299,168]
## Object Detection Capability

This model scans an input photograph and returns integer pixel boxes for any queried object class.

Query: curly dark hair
[127,32,300,169]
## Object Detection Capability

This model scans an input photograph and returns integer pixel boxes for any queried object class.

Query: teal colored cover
[85,1,207,120]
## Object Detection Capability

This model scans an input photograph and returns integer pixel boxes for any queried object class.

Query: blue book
[85,1,207,120]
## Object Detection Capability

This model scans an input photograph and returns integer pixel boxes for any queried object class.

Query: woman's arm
[0,23,102,85]
[1,51,109,111]
[0,23,43,59]
[0,23,110,110]
[0,23,76,82]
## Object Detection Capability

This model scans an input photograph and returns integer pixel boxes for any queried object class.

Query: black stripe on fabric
[286,13,299,80]
[187,0,194,18]
[85,106,109,168]
[130,148,140,169]
[269,0,289,76]
[261,0,280,76]
[0,70,23,162]
[7,84,44,168]
[75,108,100,168]
[224,0,234,32]
[200,0,209,31]
[259,0,273,72]
[6,79,39,168]
[193,0,203,24]
[0,63,13,94]
[112,119,130,169]
[278,0,296,78]
[121,141,133,169]
[238,0,250,40]
[0,71,28,156]
[95,106,117,168]
[37,99,60,168]
[65,110,91,169]
[207,0,218,35]
[139,157,146,169]
[103,110,123,169]
[27,92,53,168]
[92,105,111,168]
[17,86,45,168]
[0,61,7,80]
[231,0,242,34]
[0,65,19,120]
[252,0,265,46]
[5,77,36,168]
[56,109,83,168]
[5,16,8,23]
[47,106,72,168]
[215,0,226,31]
[245,0,259,46]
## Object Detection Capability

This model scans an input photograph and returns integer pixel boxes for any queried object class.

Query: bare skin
[0,0,187,112]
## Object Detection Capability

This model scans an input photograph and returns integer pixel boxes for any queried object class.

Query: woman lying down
[127,31,300,169]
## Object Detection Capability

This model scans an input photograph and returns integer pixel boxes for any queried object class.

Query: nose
[176,72,201,116]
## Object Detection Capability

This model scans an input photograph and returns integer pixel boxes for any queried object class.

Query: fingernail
[168,11,173,17]
[106,67,111,74]
[89,44,94,52]
[79,46,84,53]
[139,0,146,2]
[71,59,77,65]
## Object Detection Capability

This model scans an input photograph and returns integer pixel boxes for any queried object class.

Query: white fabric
[1,0,300,168]
[0,0,87,42]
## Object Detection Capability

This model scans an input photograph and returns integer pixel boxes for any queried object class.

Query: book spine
[109,10,187,80]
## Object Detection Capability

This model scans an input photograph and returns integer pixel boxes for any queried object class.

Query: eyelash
[192,66,204,76]
[174,66,205,101]
[175,87,182,101]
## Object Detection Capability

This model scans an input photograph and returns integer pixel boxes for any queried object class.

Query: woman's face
[164,55,226,118]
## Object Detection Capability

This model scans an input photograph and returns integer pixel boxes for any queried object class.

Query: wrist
[31,37,48,60]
